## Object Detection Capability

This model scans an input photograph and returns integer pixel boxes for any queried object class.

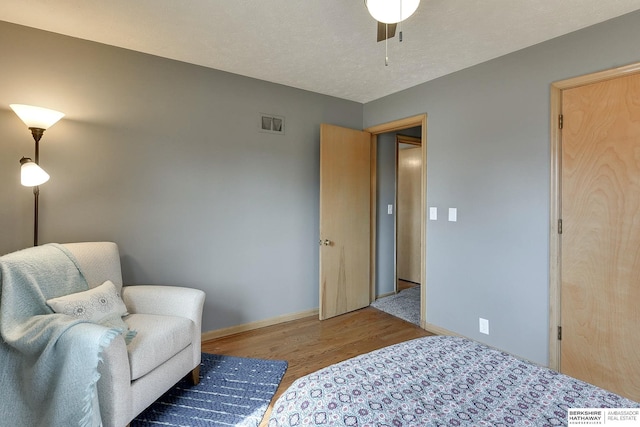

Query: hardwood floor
[398,278,419,291]
[201,306,433,425]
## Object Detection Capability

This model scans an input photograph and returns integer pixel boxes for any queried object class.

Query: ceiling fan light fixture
[365,0,420,24]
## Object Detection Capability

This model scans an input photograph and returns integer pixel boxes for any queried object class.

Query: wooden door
[397,145,421,284]
[560,72,640,401]
[319,124,371,320]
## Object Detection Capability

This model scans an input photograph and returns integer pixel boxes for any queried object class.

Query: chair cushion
[125,313,194,381]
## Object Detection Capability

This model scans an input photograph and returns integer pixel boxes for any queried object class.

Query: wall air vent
[259,113,285,134]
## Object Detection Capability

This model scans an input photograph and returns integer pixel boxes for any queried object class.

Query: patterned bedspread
[268,336,639,426]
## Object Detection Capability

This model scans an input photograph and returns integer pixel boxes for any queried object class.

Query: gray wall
[364,10,640,365]
[0,21,362,333]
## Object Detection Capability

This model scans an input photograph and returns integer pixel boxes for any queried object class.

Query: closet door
[560,72,640,401]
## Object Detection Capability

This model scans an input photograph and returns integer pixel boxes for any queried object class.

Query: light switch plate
[387,204,393,215]
[429,207,438,220]
[448,208,457,222]
[479,318,490,335]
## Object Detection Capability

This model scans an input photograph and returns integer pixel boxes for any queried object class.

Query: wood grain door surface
[561,72,640,401]
[397,146,422,284]
[319,124,371,320]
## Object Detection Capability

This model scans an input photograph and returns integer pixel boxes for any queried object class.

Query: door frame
[548,61,640,370]
[365,114,428,328]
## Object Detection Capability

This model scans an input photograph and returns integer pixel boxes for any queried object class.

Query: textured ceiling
[1,1,640,103]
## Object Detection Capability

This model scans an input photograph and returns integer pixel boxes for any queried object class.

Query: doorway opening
[365,114,427,327]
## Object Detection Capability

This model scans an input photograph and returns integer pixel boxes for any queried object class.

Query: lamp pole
[31,128,44,246]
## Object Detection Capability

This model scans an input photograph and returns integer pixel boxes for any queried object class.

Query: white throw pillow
[47,280,136,343]
[47,280,128,321]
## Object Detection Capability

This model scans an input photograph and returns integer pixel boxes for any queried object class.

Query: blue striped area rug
[131,353,288,427]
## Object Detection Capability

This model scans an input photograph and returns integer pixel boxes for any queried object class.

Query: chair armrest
[122,285,205,323]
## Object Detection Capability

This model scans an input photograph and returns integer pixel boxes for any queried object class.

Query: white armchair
[63,242,205,427]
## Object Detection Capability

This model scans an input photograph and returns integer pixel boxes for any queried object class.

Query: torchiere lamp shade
[10,104,65,130]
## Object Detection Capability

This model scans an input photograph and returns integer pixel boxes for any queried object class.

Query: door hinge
[557,326,562,341]
[558,114,563,130]
[558,219,563,234]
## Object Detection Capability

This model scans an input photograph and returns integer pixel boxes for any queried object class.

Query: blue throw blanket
[0,244,120,427]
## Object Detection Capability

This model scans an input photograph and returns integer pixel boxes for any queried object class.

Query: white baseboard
[201,308,319,342]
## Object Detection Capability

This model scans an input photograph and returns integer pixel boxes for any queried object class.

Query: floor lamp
[10,104,65,247]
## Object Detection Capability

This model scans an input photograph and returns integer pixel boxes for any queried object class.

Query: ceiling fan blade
[377,22,397,42]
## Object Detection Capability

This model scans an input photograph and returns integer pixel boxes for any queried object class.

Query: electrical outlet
[479,318,490,335]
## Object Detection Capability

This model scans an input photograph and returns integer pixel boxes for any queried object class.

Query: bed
[268,336,639,426]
